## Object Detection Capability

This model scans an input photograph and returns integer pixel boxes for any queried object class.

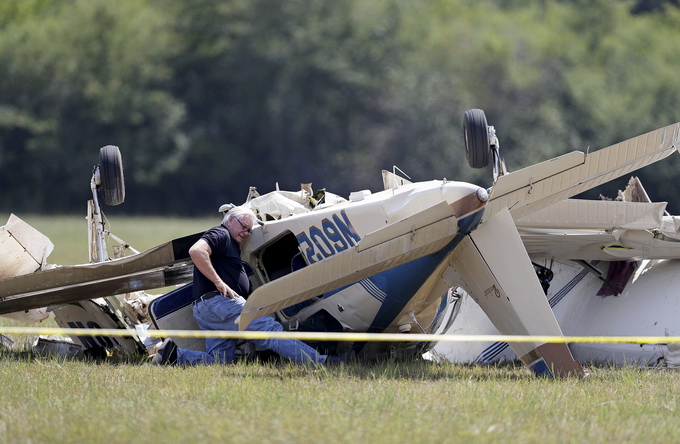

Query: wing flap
[515,200,666,230]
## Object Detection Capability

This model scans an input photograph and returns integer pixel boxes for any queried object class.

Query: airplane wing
[0,232,203,315]
[485,122,680,222]
[238,200,464,330]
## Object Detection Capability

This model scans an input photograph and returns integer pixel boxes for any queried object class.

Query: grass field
[0,355,678,443]
[1,215,679,443]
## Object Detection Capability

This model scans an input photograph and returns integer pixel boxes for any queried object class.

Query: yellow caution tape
[1,326,679,345]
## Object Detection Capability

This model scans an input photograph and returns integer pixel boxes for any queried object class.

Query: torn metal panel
[0,214,54,279]
[1,308,51,323]
[616,176,652,203]
[0,334,15,350]
[33,337,84,359]
[382,169,413,190]
[661,216,680,240]
[664,329,680,369]
[52,300,140,353]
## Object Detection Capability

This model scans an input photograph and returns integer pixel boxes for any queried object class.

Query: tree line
[1,0,679,217]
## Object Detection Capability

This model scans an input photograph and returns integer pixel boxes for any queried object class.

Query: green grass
[2,216,679,443]
[0,356,678,443]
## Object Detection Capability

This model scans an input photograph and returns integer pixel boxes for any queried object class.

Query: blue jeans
[176,295,326,365]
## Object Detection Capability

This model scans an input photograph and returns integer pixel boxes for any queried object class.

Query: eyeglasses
[235,218,252,235]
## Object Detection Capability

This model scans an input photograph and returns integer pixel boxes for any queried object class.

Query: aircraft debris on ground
[1,110,679,377]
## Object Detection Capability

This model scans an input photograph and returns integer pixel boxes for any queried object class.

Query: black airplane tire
[463,108,490,169]
[99,145,125,206]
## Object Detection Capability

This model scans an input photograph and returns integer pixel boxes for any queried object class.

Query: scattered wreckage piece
[0,224,199,316]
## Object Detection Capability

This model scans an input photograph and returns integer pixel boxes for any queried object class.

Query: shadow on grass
[1,344,537,381]
[5,343,613,382]
[0,346,149,365]
[325,358,534,382]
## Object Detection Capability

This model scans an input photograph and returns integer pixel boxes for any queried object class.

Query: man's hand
[216,281,239,299]
[190,239,240,299]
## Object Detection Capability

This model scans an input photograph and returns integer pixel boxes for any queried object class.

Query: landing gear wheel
[464,109,491,169]
[98,145,125,206]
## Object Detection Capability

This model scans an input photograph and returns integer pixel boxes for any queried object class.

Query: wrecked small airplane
[1,110,679,376]
[430,173,680,368]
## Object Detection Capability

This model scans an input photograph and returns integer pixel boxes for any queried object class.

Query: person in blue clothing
[153,206,330,365]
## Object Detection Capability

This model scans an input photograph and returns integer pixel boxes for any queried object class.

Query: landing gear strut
[463,109,507,182]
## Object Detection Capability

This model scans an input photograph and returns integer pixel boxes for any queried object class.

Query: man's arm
[189,239,239,299]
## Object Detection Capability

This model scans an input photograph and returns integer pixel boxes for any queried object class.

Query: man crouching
[153,206,331,365]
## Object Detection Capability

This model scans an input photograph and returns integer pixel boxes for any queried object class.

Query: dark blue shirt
[192,224,250,298]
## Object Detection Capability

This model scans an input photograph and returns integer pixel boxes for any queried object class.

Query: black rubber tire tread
[463,109,490,169]
[99,145,125,206]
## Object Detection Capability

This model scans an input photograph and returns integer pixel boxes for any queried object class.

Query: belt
[194,290,222,305]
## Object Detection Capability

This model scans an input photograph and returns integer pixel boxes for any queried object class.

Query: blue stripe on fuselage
[361,209,484,333]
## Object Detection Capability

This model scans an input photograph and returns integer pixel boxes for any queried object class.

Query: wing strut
[442,208,585,377]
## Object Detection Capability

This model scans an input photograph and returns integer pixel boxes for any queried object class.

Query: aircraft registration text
[296,210,361,264]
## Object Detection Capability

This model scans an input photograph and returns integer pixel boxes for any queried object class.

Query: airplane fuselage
[237,179,487,358]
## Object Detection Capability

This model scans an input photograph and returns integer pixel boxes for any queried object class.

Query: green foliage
[0,0,186,212]
[163,0,404,202]
[1,0,679,215]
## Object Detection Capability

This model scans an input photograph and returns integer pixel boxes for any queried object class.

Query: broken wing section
[517,199,680,261]
[444,208,585,377]
[0,214,54,279]
[0,232,202,315]
[0,214,54,322]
